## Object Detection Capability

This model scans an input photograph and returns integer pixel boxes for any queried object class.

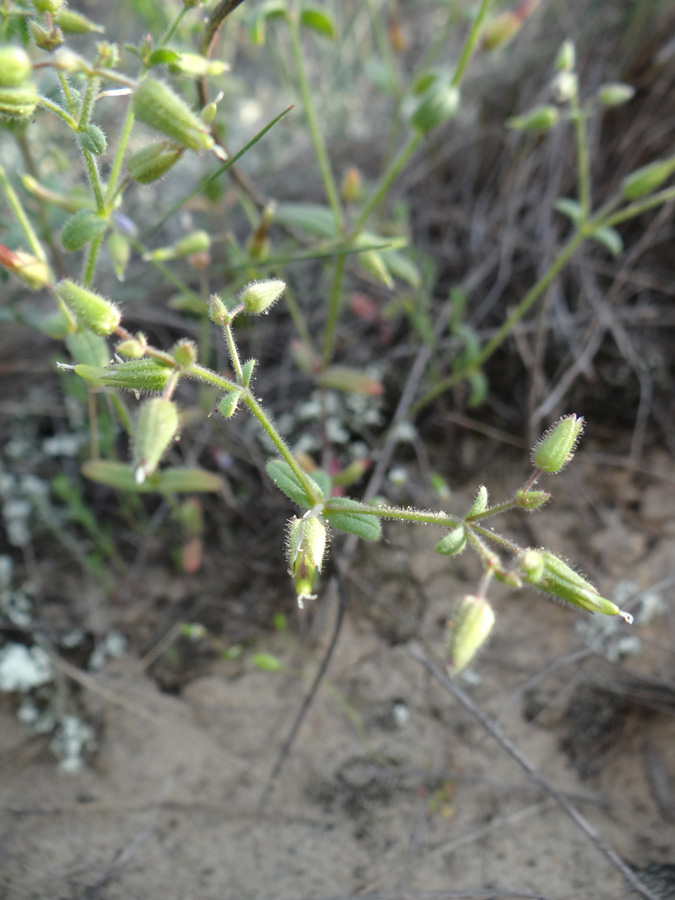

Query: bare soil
[2,448,674,900]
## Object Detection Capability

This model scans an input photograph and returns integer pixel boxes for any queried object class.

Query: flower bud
[133,398,179,484]
[208,293,230,325]
[54,279,121,336]
[32,0,65,13]
[556,39,575,72]
[287,515,328,608]
[0,243,51,290]
[598,82,635,108]
[81,357,173,392]
[239,278,285,315]
[341,166,361,203]
[0,85,39,119]
[127,142,183,184]
[114,333,147,358]
[447,595,495,675]
[518,549,633,621]
[482,0,540,52]
[132,78,215,152]
[515,489,550,510]
[167,52,229,78]
[28,19,64,51]
[55,9,104,33]
[621,158,675,202]
[531,414,584,473]
[61,209,108,252]
[507,105,559,131]
[434,526,467,557]
[172,339,197,368]
[551,71,577,103]
[146,230,210,261]
[410,80,460,134]
[0,47,33,87]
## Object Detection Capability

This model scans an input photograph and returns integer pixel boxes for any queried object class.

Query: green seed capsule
[239,279,286,315]
[0,47,33,87]
[127,142,183,184]
[0,85,39,119]
[598,83,635,108]
[447,595,495,675]
[507,105,559,132]
[532,414,584,474]
[287,515,327,608]
[55,8,103,34]
[96,357,173,392]
[133,397,180,484]
[54,279,121,336]
[622,158,675,201]
[410,81,460,135]
[132,78,215,152]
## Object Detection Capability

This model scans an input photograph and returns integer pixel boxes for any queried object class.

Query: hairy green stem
[244,392,324,506]
[323,497,461,528]
[223,322,244,382]
[287,10,343,232]
[37,95,77,128]
[82,230,105,286]
[82,148,105,211]
[105,103,134,208]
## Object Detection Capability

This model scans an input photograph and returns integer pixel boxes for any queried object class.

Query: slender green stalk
[603,185,675,227]
[185,363,239,391]
[0,162,48,264]
[77,77,100,129]
[471,524,523,554]
[352,132,422,232]
[244,393,324,506]
[82,149,105,211]
[223,323,243,382]
[57,73,78,116]
[570,91,591,221]
[82,230,105,286]
[467,499,518,522]
[320,253,346,367]
[160,5,188,45]
[37,95,77,128]
[323,497,460,528]
[129,239,203,306]
[451,0,492,88]
[105,103,135,208]
[287,10,343,232]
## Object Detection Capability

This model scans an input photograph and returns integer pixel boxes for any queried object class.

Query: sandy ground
[1,453,674,900]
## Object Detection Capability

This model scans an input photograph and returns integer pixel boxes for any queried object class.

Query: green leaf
[146,48,181,67]
[300,7,337,39]
[251,652,284,671]
[466,370,488,407]
[82,461,222,493]
[466,485,488,517]
[66,330,109,367]
[380,249,422,289]
[324,498,382,541]
[554,197,583,226]
[589,225,623,257]
[266,459,319,509]
[273,203,337,238]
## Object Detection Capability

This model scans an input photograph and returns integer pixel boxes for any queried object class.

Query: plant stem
[82,148,105,211]
[603,185,675,227]
[352,131,422,232]
[105,103,135,208]
[287,10,343,232]
[82,231,105,286]
[0,162,48,264]
[244,393,324,506]
[451,0,492,88]
[570,91,591,221]
[223,323,243,382]
[37,95,77,127]
[161,5,188,45]
[320,253,346,367]
[323,498,461,528]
